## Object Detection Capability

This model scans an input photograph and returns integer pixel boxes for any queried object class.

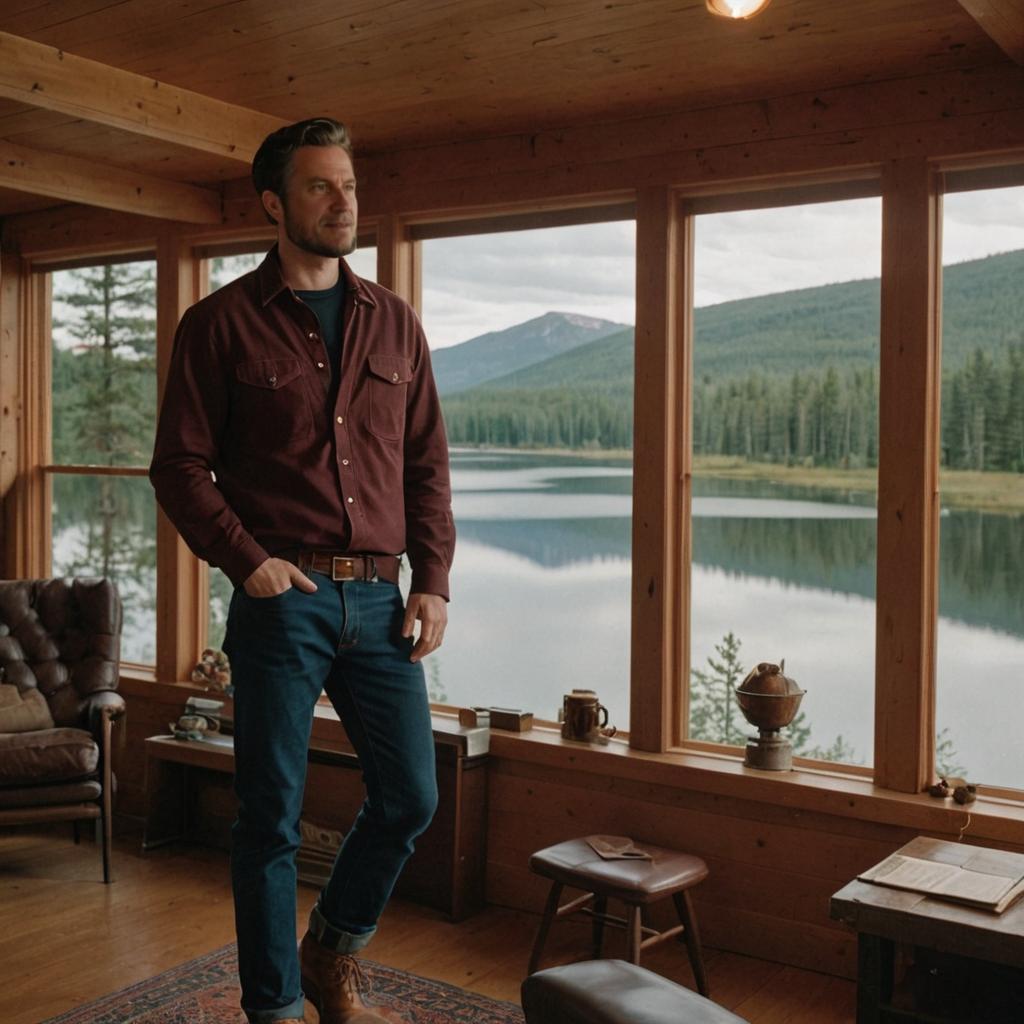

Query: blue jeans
[223,577,439,1024]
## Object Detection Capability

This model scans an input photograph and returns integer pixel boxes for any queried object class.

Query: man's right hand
[242,557,318,598]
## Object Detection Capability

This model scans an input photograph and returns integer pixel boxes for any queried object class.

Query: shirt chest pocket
[367,353,413,442]
[233,357,312,446]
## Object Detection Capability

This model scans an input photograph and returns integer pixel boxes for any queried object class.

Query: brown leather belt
[292,551,401,584]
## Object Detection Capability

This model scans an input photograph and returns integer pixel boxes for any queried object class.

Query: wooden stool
[522,960,750,1024]
[528,836,710,996]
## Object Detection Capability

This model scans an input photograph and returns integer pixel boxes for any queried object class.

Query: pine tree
[689,631,747,745]
[51,262,158,660]
[54,263,157,466]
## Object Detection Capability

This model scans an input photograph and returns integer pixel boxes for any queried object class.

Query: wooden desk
[831,838,1024,1023]
[144,719,489,921]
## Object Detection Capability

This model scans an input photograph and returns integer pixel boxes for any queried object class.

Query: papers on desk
[859,851,1024,914]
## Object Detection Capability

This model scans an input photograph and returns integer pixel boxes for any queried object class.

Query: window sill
[486,725,1024,845]
[118,669,212,699]
[120,682,1021,845]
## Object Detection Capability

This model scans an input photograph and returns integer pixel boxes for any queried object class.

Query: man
[150,117,454,1024]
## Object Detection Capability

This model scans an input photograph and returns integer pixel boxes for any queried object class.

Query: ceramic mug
[561,689,610,740]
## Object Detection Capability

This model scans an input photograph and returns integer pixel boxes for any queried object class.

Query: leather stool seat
[527,837,710,995]
[521,960,750,1024]
[530,838,709,904]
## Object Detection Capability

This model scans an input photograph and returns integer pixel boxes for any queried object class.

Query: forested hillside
[441,249,1024,468]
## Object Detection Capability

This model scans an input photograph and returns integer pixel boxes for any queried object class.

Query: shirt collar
[257,244,378,309]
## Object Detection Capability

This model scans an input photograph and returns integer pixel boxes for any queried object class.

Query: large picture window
[49,258,159,664]
[419,215,636,725]
[935,180,1024,793]
[687,197,882,767]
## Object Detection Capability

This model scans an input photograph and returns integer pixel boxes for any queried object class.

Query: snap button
[336,416,344,425]
[391,372,399,382]
[268,375,277,386]
[347,496,354,504]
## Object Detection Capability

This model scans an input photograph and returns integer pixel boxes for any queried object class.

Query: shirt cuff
[410,563,450,603]
[212,536,271,589]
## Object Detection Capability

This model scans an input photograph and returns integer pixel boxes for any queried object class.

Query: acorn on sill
[953,784,977,805]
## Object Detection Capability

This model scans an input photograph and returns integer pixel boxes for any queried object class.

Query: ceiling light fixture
[705,0,773,19]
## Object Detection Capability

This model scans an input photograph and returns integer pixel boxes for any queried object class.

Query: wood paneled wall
[483,737,1024,974]
[0,252,21,580]
[486,755,875,978]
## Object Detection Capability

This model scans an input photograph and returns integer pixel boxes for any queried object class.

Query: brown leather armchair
[0,578,125,882]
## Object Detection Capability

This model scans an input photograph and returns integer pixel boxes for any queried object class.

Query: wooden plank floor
[0,825,856,1023]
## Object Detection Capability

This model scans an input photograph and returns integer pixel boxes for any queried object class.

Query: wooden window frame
[406,199,639,729]
[29,252,162,673]
[931,162,1024,802]
[5,156,1021,804]
[638,167,937,786]
[630,175,892,765]
[629,159,1023,801]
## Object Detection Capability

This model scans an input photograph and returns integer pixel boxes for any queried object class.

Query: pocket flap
[367,353,413,385]
[235,357,302,390]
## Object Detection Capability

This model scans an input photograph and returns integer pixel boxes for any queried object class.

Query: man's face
[268,145,358,258]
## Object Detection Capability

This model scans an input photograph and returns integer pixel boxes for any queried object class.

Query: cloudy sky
[415,185,1024,351]
[51,185,1024,355]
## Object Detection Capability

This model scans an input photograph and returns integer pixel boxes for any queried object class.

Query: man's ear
[261,189,282,226]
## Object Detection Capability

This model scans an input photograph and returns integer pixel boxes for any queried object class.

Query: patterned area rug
[41,944,525,1023]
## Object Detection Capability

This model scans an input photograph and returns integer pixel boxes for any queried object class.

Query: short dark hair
[252,117,353,218]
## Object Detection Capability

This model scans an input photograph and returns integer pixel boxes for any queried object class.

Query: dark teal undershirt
[295,277,345,384]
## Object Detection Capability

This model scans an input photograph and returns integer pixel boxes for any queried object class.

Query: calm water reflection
[443,450,1023,789]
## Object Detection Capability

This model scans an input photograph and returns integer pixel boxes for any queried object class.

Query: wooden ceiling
[0,0,1020,222]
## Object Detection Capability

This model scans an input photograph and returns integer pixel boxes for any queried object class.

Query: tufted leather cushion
[0,579,121,729]
[522,961,750,1024]
[0,728,99,786]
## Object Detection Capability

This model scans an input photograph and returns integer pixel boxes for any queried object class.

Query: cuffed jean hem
[244,994,305,1023]
[309,901,377,953]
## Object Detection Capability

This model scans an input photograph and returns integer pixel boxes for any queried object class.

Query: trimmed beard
[282,201,357,259]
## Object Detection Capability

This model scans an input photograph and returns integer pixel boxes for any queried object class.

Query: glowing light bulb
[705,0,773,19]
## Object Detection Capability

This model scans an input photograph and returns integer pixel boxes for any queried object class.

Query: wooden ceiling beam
[956,1,1024,64]
[0,141,222,223]
[0,30,286,162]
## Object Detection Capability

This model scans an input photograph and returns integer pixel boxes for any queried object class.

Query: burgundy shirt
[150,248,454,599]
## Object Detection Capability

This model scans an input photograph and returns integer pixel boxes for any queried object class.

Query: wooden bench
[143,717,489,921]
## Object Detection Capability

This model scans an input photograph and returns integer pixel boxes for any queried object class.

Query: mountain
[430,311,627,395]
[450,249,1024,395]
[438,250,1024,461]
[480,325,634,394]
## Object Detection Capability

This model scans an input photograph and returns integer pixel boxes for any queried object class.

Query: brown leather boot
[299,931,399,1023]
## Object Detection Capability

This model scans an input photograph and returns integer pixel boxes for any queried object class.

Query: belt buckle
[331,556,356,581]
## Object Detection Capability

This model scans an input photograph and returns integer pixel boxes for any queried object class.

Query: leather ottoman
[521,960,750,1024]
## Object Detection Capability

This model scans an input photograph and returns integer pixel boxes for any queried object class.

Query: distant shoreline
[449,447,1024,513]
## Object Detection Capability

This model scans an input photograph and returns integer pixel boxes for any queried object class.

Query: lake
[437,449,1024,790]
[51,449,1022,791]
